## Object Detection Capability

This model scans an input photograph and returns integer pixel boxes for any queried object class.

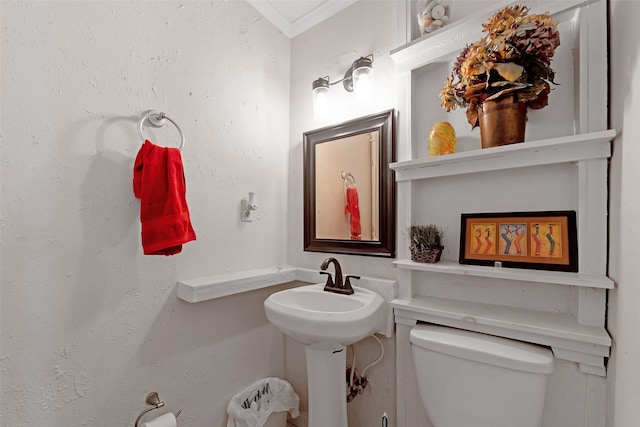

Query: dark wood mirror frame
[303,109,396,257]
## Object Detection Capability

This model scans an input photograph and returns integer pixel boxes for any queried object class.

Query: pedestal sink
[264,283,385,427]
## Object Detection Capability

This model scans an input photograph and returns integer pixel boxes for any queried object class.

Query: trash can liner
[227,377,300,427]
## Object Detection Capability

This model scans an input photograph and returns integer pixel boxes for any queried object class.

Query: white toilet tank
[410,324,554,427]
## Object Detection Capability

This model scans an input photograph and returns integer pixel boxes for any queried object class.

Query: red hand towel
[133,140,196,255]
[345,187,362,240]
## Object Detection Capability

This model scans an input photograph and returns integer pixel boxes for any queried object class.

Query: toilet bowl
[410,324,554,427]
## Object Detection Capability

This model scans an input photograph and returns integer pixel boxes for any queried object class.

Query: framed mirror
[303,109,396,257]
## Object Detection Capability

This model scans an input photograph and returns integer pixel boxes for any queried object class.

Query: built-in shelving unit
[389,3,612,410]
[391,1,612,424]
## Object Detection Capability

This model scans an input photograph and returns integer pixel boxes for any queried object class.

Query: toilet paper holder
[134,391,182,427]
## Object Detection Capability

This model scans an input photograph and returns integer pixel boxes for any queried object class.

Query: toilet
[410,324,554,427]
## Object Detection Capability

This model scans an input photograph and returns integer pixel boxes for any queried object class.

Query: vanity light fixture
[241,192,257,222]
[312,54,374,120]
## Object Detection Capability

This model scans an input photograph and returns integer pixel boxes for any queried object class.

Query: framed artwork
[459,211,578,272]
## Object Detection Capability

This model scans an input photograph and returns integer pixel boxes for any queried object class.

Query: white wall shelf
[392,295,611,348]
[391,0,599,72]
[177,266,294,302]
[390,130,615,181]
[176,266,323,303]
[393,259,614,289]
[392,295,610,373]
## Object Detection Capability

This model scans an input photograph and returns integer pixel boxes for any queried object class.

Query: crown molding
[247,0,358,38]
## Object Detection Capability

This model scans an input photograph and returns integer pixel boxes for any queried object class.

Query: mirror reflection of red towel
[133,140,196,255]
[345,187,361,240]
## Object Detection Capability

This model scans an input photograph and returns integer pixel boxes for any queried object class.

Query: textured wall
[0,1,290,425]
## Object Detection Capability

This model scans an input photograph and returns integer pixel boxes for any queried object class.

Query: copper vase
[479,96,527,148]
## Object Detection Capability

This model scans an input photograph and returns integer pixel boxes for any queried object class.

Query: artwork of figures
[530,222,563,258]
[460,211,577,272]
[499,223,527,256]
[471,223,496,255]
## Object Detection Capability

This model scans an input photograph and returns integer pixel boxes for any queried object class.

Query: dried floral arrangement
[439,5,561,129]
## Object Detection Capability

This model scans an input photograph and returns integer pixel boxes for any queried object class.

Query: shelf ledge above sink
[176,266,319,303]
[177,267,398,338]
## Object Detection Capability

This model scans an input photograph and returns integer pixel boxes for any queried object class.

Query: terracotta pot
[479,96,527,148]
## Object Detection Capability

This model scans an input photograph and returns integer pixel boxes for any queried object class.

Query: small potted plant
[408,224,444,263]
[439,5,561,148]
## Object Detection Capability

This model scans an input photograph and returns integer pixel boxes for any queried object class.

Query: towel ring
[138,110,185,150]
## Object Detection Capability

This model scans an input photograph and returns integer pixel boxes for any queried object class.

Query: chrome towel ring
[138,110,185,150]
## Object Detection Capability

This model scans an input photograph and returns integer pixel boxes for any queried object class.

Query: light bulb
[312,77,330,121]
[352,59,373,102]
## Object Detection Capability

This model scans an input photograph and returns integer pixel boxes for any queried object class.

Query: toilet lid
[410,324,554,374]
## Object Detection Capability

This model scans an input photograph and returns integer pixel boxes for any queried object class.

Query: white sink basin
[264,283,384,345]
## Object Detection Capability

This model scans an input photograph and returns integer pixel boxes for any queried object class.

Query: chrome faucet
[319,257,359,295]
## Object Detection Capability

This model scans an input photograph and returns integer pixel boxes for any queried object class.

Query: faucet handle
[343,275,360,295]
[320,271,334,290]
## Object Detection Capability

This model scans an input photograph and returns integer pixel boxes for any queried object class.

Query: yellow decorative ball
[428,122,456,156]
